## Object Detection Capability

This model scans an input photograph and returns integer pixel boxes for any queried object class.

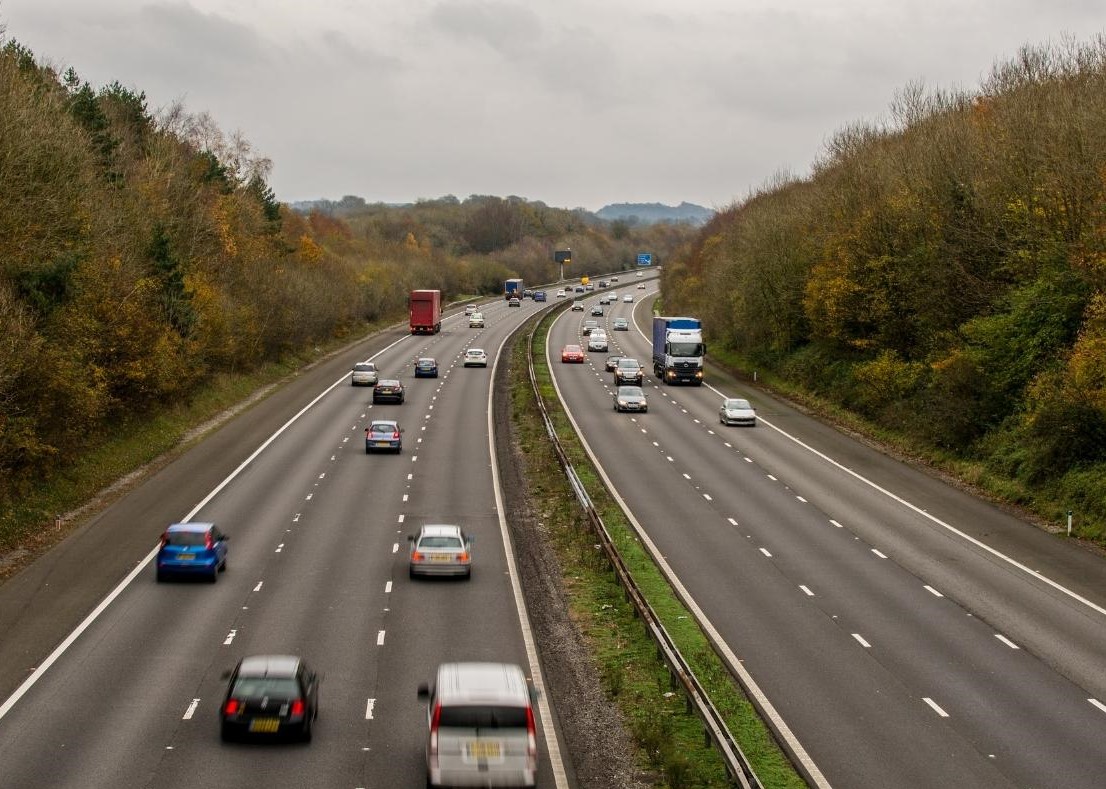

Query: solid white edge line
[0,332,415,724]
[852,633,871,648]
[1089,698,1106,714]
[995,634,1020,650]
[496,316,570,789]
[556,311,831,789]
[922,697,949,717]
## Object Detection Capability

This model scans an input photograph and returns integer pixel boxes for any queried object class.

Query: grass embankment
[510,314,805,788]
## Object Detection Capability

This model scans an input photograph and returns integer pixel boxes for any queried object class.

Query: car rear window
[420,536,463,549]
[354,364,375,372]
[232,677,300,699]
[438,705,528,729]
[370,424,396,433]
[166,531,207,546]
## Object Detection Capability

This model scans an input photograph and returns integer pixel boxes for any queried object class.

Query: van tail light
[526,705,537,759]
[224,699,240,716]
[429,702,441,761]
[290,699,305,718]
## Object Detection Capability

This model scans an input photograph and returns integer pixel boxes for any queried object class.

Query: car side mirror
[417,682,430,699]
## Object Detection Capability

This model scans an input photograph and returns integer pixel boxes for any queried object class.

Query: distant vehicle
[463,348,488,367]
[417,662,538,788]
[635,271,643,277]
[610,276,619,282]
[591,305,604,316]
[508,297,521,307]
[622,294,634,303]
[373,379,405,404]
[612,317,629,331]
[351,361,379,386]
[653,316,705,385]
[719,398,757,427]
[561,344,585,363]
[156,522,228,582]
[409,289,442,334]
[582,319,599,335]
[613,385,648,413]
[533,291,547,302]
[605,355,622,372]
[637,283,646,289]
[587,333,608,352]
[571,302,584,312]
[523,289,533,299]
[556,289,566,298]
[504,278,524,300]
[614,357,644,385]
[365,419,403,453]
[220,655,319,742]
[469,312,485,328]
[414,357,439,378]
[574,285,585,293]
[599,296,611,305]
[407,524,473,579]
[598,280,608,288]
[465,304,478,315]
[608,292,617,301]
[585,283,594,291]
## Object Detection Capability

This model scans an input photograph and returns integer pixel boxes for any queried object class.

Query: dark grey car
[613,385,648,413]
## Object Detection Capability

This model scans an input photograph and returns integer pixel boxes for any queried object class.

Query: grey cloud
[428,1,543,57]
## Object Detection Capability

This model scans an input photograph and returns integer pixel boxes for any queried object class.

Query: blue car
[365,419,403,453]
[156,522,228,582]
[414,357,438,378]
[533,291,547,302]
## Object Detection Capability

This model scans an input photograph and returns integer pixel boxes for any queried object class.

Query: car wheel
[210,566,219,583]
[219,558,227,572]
[156,570,165,583]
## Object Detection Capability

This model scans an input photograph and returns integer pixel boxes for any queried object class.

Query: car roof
[434,662,530,707]
[377,378,401,385]
[417,357,435,363]
[167,522,214,533]
[237,654,302,678]
[354,362,376,369]
[564,344,582,351]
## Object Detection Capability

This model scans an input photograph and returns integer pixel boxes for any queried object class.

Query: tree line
[0,36,695,516]
[662,36,1106,537]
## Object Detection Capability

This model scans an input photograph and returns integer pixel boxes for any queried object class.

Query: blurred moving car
[408,524,473,579]
[469,312,485,328]
[587,332,609,352]
[220,655,319,742]
[581,320,599,336]
[570,302,584,312]
[591,305,604,316]
[373,379,405,404]
[637,283,646,289]
[719,397,757,426]
[622,294,634,303]
[612,317,629,331]
[415,357,439,378]
[605,355,622,371]
[351,362,379,386]
[635,271,643,277]
[508,297,521,307]
[610,276,619,282]
[613,357,644,385]
[156,522,228,582]
[418,662,539,788]
[365,419,403,453]
[561,344,585,363]
[533,291,547,302]
[463,348,488,367]
[613,385,648,413]
[556,289,566,298]
[464,304,477,315]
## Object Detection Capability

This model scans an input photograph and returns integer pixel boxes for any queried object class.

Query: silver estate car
[719,397,757,426]
[408,525,473,578]
[351,361,379,386]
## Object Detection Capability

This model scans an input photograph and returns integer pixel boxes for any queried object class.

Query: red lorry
[409,289,441,334]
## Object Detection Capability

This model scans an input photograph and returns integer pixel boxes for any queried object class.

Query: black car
[220,655,319,742]
[373,379,405,404]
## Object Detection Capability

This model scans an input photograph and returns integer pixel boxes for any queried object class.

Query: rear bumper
[157,556,218,575]
[410,561,471,577]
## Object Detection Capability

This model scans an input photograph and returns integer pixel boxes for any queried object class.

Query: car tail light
[457,551,469,562]
[205,533,214,550]
[412,551,425,562]
[429,702,441,761]
[224,699,241,716]
[526,705,537,759]
[290,699,305,718]
[392,430,400,440]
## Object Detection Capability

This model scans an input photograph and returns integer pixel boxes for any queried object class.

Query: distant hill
[595,201,714,226]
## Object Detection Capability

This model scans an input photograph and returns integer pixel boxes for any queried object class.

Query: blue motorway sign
[636,253,652,266]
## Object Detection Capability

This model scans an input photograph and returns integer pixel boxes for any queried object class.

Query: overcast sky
[2,1,1102,211]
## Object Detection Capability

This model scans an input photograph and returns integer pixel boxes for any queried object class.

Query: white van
[418,662,538,787]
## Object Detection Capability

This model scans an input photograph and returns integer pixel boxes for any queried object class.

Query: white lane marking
[666,456,674,462]
[397,514,405,523]
[318,473,326,479]
[923,698,949,717]
[727,518,738,526]
[330,455,336,461]
[703,493,713,501]
[407,473,414,480]
[925,585,944,597]
[830,519,843,528]
[682,473,691,480]
[707,430,715,435]
[377,631,385,646]
[402,494,409,502]
[760,548,773,558]
[253,581,263,592]
[223,630,237,645]
[343,437,349,443]
[1090,698,1106,714]
[796,496,807,503]
[653,441,660,447]
[412,455,418,462]
[366,698,376,719]
[183,698,200,720]
[871,549,888,559]
[724,442,732,448]
[385,581,392,593]
[392,543,399,554]
[293,513,301,522]
[995,634,1020,649]
[693,418,701,424]
[852,633,871,648]
[275,544,284,553]
[305,493,313,501]
[744,457,753,463]
[767,474,778,482]
[800,585,815,597]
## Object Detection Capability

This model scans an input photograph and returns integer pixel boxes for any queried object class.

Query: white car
[637,283,646,289]
[464,304,477,315]
[587,333,609,352]
[719,398,757,427]
[636,271,643,277]
[468,312,484,328]
[463,348,488,367]
[622,294,633,303]
[556,289,566,298]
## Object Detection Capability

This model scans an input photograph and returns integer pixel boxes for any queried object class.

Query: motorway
[0,296,568,788]
[547,278,1106,788]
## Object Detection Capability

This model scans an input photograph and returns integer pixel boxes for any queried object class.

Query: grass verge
[510,314,806,788]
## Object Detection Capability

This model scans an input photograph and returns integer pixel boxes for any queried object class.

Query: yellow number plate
[249,718,281,733]
[466,740,502,760]
[177,554,195,561]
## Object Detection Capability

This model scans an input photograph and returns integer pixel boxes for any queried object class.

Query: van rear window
[438,705,528,728]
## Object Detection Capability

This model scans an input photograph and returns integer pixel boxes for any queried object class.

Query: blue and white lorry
[504,278,524,300]
[652,316,705,385]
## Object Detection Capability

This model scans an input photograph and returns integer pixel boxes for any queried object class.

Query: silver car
[719,397,757,426]
[613,385,648,412]
[587,332,608,352]
[418,663,539,787]
[408,524,473,578]
[351,361,379,386]
[463,348,488,367]
[613,357,643,385]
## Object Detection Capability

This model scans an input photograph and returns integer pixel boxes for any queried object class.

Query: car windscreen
[725,399,750,409]
[438,704,528,729]
[166,531,207,546]
[419,536,463,549]
[232,677,300,699]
